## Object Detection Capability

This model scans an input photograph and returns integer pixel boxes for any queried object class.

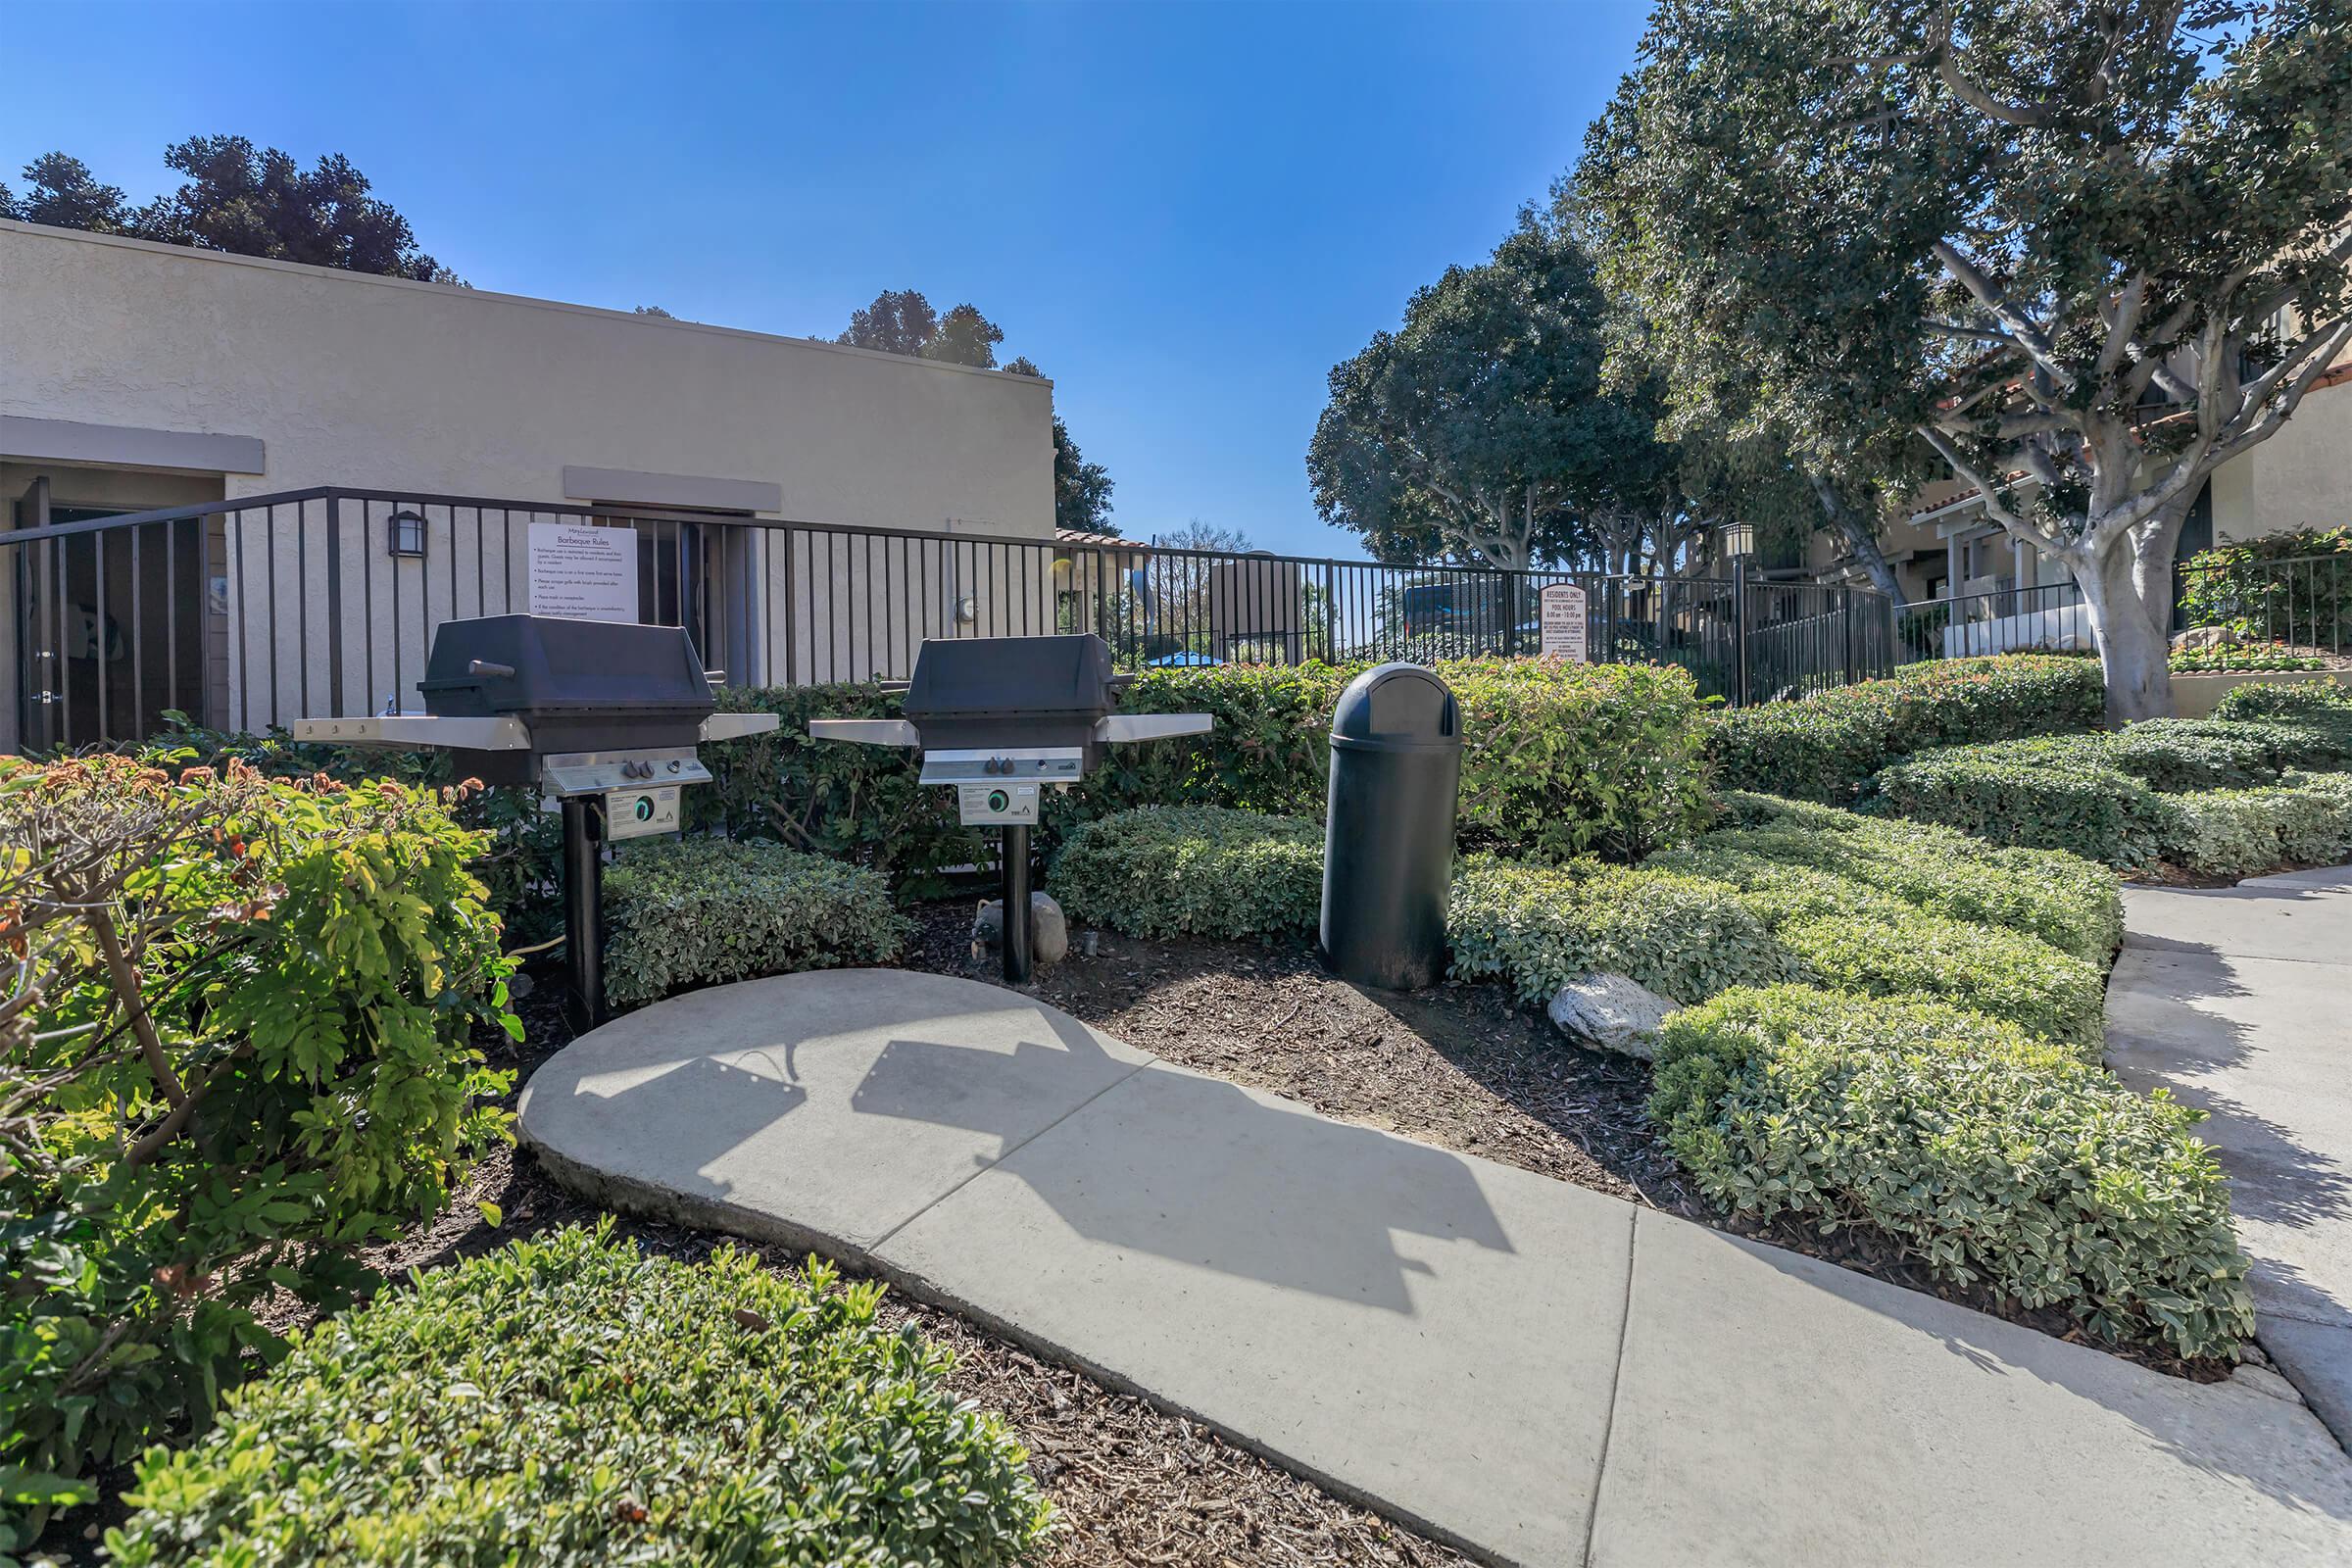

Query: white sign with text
[527,522,640,623]
[1539,581,1590,662]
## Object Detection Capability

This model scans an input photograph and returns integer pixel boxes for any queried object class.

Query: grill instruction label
[528,522,640,623]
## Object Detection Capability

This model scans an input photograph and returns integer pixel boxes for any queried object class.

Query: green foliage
[2159,776,2352,879]
[2179,528,2352,644]
[1705,656,2106,803]
[1648,986,2253,1360]
[2171,642,2329,673]
[104,1224,1051,1567]
[1776,907,2107,1054]
[141,714,563,944]
[1050,807,1325,939]
[2211,677,2352,722]
[603,839,905,1009]
[1875,740,2177,866]
[1446,854,1798,1004]
[1,759,515,1546]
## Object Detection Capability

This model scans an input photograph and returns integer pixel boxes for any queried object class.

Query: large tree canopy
[2,137,459,282]
[1579,0,2352,718]
[1308,214,1636,570]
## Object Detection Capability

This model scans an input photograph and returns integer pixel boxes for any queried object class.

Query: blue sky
[2,0,1650,557]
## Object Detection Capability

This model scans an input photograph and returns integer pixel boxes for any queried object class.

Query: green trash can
[1319,662,1461,989]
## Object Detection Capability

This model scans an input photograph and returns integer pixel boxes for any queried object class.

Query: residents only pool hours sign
[1539,582,1589,662]
[527,522,640,623]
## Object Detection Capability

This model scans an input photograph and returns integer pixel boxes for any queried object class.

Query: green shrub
[2159,778,2352,878]
[2178,525,2352,643]
[1874,741,2176,866]
[1051,806,1324,938]
[2106,717,2293,791]
[1777,906,2108,1054]
[105,1225,1051,1567]
[1648,986,2253,1360]
[603,838,905,1008]
[2172,640,2328,672]
[1446,854,1798,1004]
[1,759,515,1547]
[1078,656,1715,861]
[2211,677,2352,722]
[1706,655,2106,803]
[1656,820,2121,965]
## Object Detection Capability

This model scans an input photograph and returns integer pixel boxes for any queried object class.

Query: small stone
[2231,1363,2306,1404]
[2174,624,2240,651]
[972,893,1070,966]
[1547,972,1677,1059]
[507,970,536,1001]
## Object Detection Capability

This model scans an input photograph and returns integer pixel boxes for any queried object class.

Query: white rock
[972,893,1070,967]
[2174,624,2240,651]
[1547,973,1677,1059]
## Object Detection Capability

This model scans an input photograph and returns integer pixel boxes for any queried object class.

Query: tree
[1578,0,2352,719]
[1310,213,1629,570]
[927,303,1004,368]
[2,138,459,282]
[837,288,940,356]
[634,305,673,318]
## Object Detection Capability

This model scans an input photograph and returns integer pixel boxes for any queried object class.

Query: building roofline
[0,218,1053,388]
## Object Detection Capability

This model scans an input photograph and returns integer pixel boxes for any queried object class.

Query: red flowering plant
[0,757,517,1547]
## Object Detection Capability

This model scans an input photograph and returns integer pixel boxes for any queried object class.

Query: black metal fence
[2,486,1900,751]
[2177,552,2352,654]
[1893,580,2094,664]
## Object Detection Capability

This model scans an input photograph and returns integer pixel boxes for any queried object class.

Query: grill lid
[901,634,1119,724]
[417,614,717,724]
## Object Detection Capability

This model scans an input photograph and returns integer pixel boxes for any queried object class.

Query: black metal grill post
[1001,823,1033,985]
[562,795,608,1032]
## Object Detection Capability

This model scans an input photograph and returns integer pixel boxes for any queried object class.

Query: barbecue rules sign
[528,522,640,623]
[1539,582,1589,662]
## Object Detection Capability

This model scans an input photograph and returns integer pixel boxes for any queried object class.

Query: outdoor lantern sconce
[1719,520,1755,561]
[387,508,428,559]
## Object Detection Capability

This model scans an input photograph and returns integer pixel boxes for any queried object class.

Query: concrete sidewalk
[2107,865,2352,1448]
[521,968,2352,1567]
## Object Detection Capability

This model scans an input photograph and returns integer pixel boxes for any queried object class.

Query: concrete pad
[2121,878,2352,963]
[2241,864,2352,894]
[873,1060,1636,1566]
[2262,1316,2352,1453]
[516,969,1149,1252]
[1591,1211,2352,1567]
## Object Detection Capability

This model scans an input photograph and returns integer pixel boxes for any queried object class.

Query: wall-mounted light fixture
[387,508,428,559]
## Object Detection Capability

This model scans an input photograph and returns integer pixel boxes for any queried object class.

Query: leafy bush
[1648,986,2253,1360]
[1051,806,1325,938]
[2159,777,2352,878]
[1446,854,1798,1004]
[2178,525,2352,644]
[1,759,515,1547]
[2171,640,2328,673]
[603,838,905,1007]
[1657,815,2121,965]
[1706,655,2106,803]
[2104,717,2297,791]
[2211,677,2352,721]
[1776,906,2108,1054]
[143,715,564,943]
[1875,740,2176,866]
[106,1224,1051,1567]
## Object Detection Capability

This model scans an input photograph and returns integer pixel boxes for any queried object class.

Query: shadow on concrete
[1732,1230,2352,1526]
[576,1054,809,1203]
[852,1006,1515,1314]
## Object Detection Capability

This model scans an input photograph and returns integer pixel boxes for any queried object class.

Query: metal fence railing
[1893,580,2093,665]
[1,486,1901,751]
[2177,552,2351,654]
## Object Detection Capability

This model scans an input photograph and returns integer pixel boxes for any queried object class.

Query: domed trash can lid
[1330,662,1460,753]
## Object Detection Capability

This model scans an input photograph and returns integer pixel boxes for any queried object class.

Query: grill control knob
[666,760,681,773]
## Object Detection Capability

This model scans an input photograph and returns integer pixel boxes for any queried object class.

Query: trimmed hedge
[1051,806,1325,938]
[1447,854,1798,1005]
[1706,655,2106,803]
[106,1225,1051,1566]
[603,839,905,1007]
[1875,741,2176,866]
[2161,775,2352,878]
[1777,907,2107,1054]
[2211,678,2352,722]
[1648,986,2253,1360]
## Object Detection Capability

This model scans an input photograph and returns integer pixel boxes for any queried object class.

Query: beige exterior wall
[0,219,1058,742]
[2209,377,2352,544]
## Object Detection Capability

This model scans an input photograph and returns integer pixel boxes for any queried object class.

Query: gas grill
[294,613,778,1027]
[809,633,1210,981]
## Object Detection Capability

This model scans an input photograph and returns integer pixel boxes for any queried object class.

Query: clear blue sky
[2,0,1650,558]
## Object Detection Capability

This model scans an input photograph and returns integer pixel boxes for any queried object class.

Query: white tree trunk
[2074,545,2175,724]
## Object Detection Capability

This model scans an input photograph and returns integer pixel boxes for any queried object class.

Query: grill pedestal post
[563,796,609,1032]
[1001,824,1033,986]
